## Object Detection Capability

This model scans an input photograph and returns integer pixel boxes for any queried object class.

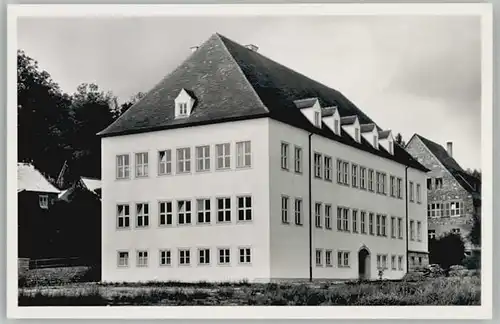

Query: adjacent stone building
[405,134,481,254]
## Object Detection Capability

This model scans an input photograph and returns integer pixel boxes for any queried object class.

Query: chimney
[190,46,199,53]
[446,141,453,157]
[245,44,259,52]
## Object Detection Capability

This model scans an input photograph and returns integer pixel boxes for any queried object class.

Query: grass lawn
[18,275,480,306]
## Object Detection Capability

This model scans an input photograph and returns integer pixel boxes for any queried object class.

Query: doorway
[358,248,371,280]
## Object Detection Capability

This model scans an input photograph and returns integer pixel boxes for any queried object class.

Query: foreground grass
[19,276,480,306]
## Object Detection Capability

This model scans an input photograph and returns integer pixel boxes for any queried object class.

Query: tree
[395,133,406,147]
[429,233,465,269]
[468,213,481,247]
[465,168,482,180]
[116,91,146,118]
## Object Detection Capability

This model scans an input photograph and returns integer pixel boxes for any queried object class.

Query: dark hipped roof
[360,123,376,133]
[99,33,428,172]
[410,134,481,196]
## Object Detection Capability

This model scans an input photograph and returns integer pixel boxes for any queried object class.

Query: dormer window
[373,135,378,148]
[389,140,394,154]
[174,89,196,119]
[178,103,188,116]
[355,127,360,142]
[314,111,320,127]
[334,119,339,135]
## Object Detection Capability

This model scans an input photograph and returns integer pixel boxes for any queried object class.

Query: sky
[17,15,481,170]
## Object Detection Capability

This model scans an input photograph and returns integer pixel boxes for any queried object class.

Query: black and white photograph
[7,3,493,319]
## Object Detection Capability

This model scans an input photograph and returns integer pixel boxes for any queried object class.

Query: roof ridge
[216,34,269,113]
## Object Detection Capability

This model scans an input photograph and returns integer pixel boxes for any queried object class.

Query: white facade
[101,117,428,283]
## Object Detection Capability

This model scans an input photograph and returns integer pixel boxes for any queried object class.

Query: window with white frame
[373,134,378,148]
[236,141,251,168]
[360,167,367,189]
[376,255,381,269]
[450,202,462,217]
[39,195,49,209]
[417,221,422,241]
[398,255,403,270]
[382,255,387,269]
[336,159,342,183]
[360,211,367,234]
[381,215,387,236]
[239,247,251,264]
[136,203,149,227]
[216,197,231,222]
[390,176,396,197]
[158,150,172,175]
[368,169,374,191]
[281,142,289,170]
[324,156,332,181]
[135,152,148,177]
[451,228,460,235]
[391,216,396,238]
[428,203,442,218]
[295,198,303,225]
[315,202,322,228]
[136,250,148,267]
[343,208,350,231]
[334,119,339,135]
[325,250,333,266]
[198,248,210,265]
[352,164,358,188]
[294,146,302,173]
[352,209,358,233]
[195,145,211,172]
[218,248,230,264]
[178,102,188,116]
[325,204,332,229]
[369,212,374,235]
[337,207,342,231]
[354,127,360,142]
[428,229,436,240]
[315,249,323,266]
[391,255,396,270]
[281,195,289,224]
[338,251,350,267]
[314,153,322,178]
[416,184,421,203]
[398,217,403,239]
[314,111,321,126]
[237,196,252,221]
[342,161,349,185]
[397,178,403,199]
[177,200,192,225]
[197,198,211,224]
[216,143,231,170]
[117,204,130,228]
[116,154,130,179]
[381,173,387,194]
[376,172,381,194]
[410,220,415,241]
[376,214,381,236]
[159,250,171,266]
[159,201,173,226]
[118,251,129,267]
[409,181,414,202]
[177,147,191,173]
[179,249,191,265]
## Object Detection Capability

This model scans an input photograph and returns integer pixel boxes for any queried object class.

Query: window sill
[157,173,173,177]
[158,224,174,228]
[116,227,132,231]
[159,264,172,267]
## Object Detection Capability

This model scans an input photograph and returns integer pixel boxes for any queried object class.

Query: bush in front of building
[429,233,465,270]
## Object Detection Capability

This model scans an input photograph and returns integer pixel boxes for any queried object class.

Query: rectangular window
[368,169,374,191]
[158,201,173,226]
[324,156,332,181]
[338,251,350,267]
[159,250,171,266]
[218,248,231,265]
[376,214,381,236]
[381,173,387,194]
[281,142,289,170]
[397,178,403,199]
[325,204,332,230]
[377,255,381,269]
[337,207,342,231]
[325,250,333,266]
[382,255,387,269]
[198,248,211,265]
[450,202,462,217]
[216,197,231,223]
[116,204,130,229]
[195,145,211,172]
[352,164,358,188]
[315,202,322,228]
[39,195,49,209]
[390,176,396,197]
[314,153,322,178]
[177,200,192,225]
[360,167,367,189]
[428,202,442,218]
[398,255,403,270]
[136,203,149,228]
[179,249,191,265]
[295,198,303,225]
[196,198,211,224]
[294,146,302,173]
[397,217,403,239]
[177,147,191,173]
[158,150,172,175]
[452,228,460,234]
[343,208,350,232]
[417,221,422,241]
[237,196,252,221]
[236,141,251,168]
[427,178,432,190]
[391,216,396,238]
[135,152,149,177]
[216,143,231,170]
[369,212,374,235]
[416,184,421,203]
[352,209,358,233]
[429,229,436,240]
[336,159,342,183]
[376,172,381,193]
[239,247,252,264]
[435,178,443,189]
[343,162,349,185]
[314,111,320,126]
[315,249,323,266]
[381,215,387,236]
[281,195,289,224]
[136,250,148,267]
[391,255,396,270]
[410,220,415,241]
[117,251,129,267]
[116,154,130,179]
[360,211,366,234]
[409,181,414,202]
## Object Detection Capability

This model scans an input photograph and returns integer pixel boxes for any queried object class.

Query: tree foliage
[429,233,465,269]
[395,133,406,147]
[468,213,481,247]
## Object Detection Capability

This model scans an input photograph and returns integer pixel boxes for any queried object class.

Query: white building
[98,33,429,283]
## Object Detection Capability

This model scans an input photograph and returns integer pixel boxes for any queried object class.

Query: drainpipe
[308,133,313,282]
[405,166,410,273]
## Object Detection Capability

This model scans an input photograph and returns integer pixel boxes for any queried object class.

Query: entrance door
[358,248,370,280]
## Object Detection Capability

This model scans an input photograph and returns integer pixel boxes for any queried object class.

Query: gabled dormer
[378,130,394,155]
[340,116,361,143]
[174,88,196,119]
[321,106,341,136]
[294,98,322,128]
[360,123,379,149]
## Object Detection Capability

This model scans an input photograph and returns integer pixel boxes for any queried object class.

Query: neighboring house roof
[58,177,102,202]
[17,163,60,194]
[378,130,391,140]
[81,177,101,193]
[321,106,337,117]
[409,134,481,197]
[360,124,376,133]
[98,33,428,172]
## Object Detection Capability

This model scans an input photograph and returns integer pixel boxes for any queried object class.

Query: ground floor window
[117,251,129,267]
[136,250,148,267]
[337,251,350,267]
[315,249,323,266]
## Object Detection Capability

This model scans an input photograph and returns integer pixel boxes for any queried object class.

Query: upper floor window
[397,178,403,199]
[368,169,374,191]
[135,152,148,177]
[158,150,172,175]
[342,162,349,185]
[352,209,358,233]
[217,197,231,223]
[281,142,289,170]
[435,177,443,189]
[136,250,148,267]
[325,204,332,230]
[216,143,231,170]
[236,141,252,168]
[390,176,396,197]
[354,127,360,142]
[116,154,130,179]
[116,204,130,229]
[314,153,323,178]
[159,201,173,226]
[381,173,387,194]
[450,202,462,217]
[39,195,49,209]
[428,202,442,218]
[314,111,321,127]
[417,221,422,241]
[391,216,396,238]
[237,196,252,221]
[427,178,432,190]
[177,200,192,225]
[360,167,367,189]
[334,119,339,135]
[373,134,378,148]
[195,145,211,172]
[324,156,332,181]
[398,217,403,239]
[416,184,421,203]
[360,211,367,234]
[177,147,191,173]
[281,195,289,224]
[389,141,394,154]
[315,202,322,228]
[294,146,302,173]
[409,181,414,202]
[352,164,358,188]
[369,212,374,235]
[136,203,149,228]
[376,172,382,194]
[179,102,188,116]
[410,220,415,241]
[294,198,303,225]
[196,198,211,224]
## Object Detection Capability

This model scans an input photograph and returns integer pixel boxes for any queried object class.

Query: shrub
[402,272,425,282]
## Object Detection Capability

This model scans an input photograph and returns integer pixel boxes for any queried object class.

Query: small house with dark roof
[98,33,429,283]
[405,134,481,254]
